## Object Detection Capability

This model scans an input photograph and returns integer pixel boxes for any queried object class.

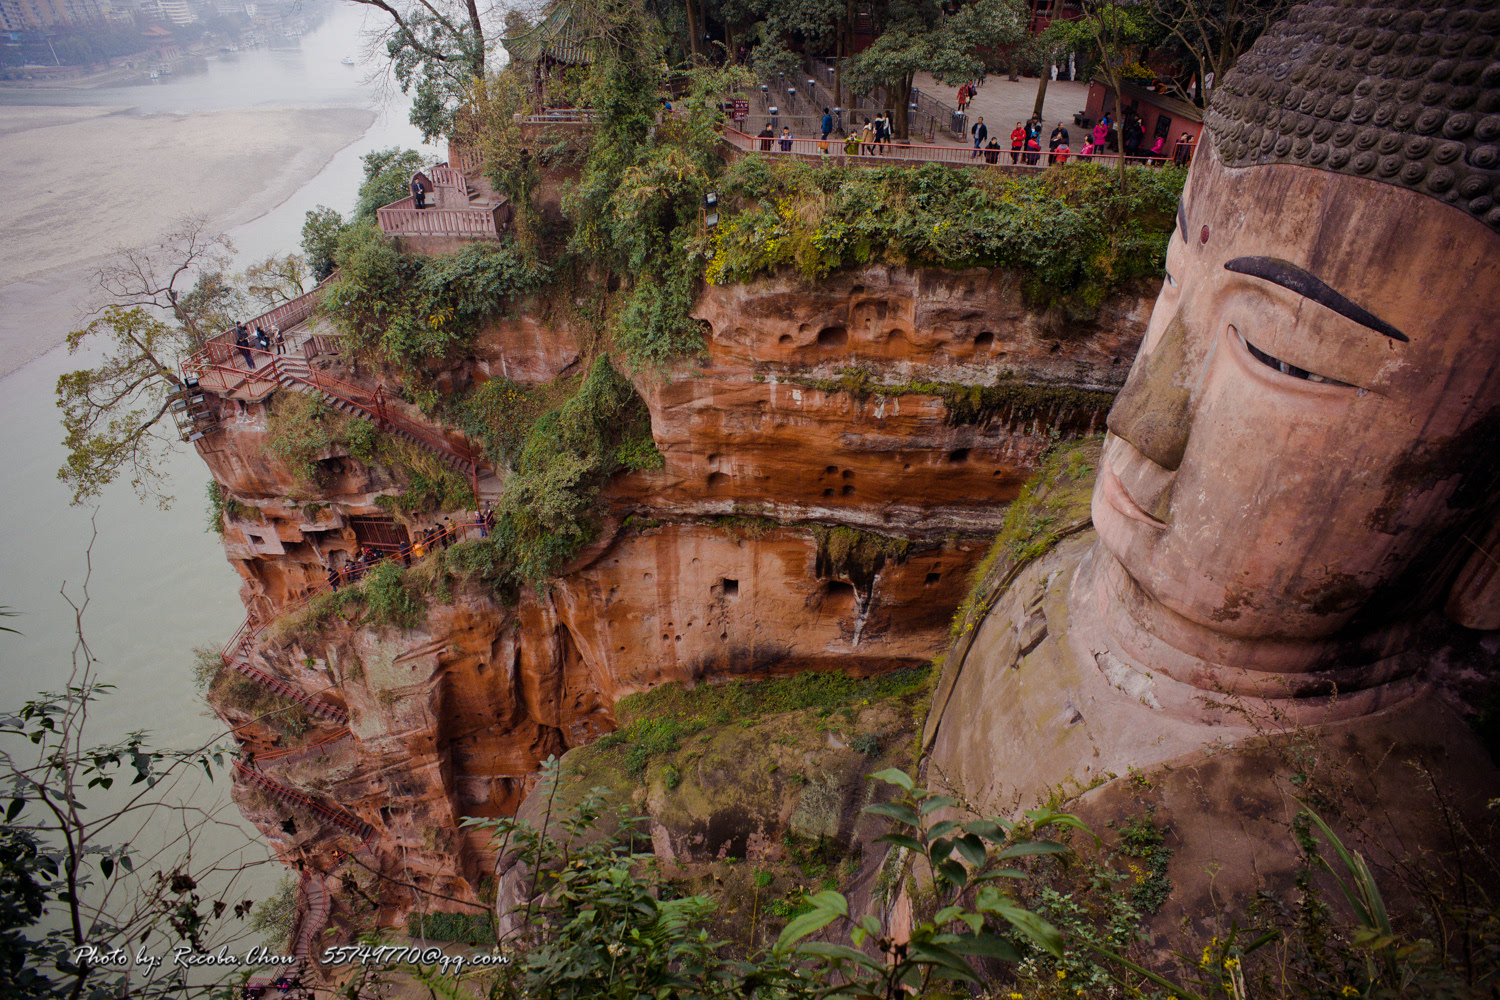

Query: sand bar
[0,104,375,285]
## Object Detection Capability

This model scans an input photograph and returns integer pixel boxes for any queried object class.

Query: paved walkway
[911,74,1091,148]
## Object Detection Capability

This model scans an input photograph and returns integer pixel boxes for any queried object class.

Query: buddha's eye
[1165,270,1177,288]
[1235,328,1353,387]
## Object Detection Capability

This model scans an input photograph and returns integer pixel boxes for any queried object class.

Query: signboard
[732,99,749,122]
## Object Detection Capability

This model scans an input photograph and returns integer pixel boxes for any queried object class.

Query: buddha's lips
[1101,462,1167,529]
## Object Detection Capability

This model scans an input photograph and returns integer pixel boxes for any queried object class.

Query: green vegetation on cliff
[704,159,1185,316]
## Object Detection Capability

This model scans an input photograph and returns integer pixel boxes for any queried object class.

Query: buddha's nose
[1106,312,1193,471]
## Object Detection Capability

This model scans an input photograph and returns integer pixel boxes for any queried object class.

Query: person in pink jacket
[1150,135,1166,163]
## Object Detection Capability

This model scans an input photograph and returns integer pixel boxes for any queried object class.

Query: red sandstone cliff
[198,264,1150,929]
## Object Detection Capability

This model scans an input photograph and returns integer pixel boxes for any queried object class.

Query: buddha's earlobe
[1446,515,1500,631]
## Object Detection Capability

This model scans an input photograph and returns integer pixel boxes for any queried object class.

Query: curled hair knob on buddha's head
[1203,0,1500,232]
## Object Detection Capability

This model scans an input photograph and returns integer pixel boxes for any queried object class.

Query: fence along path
[215,518,490,733]
[723,126,1182,170]
[234,759,376,841]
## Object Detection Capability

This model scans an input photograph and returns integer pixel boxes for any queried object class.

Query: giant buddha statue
[925,0,1500,931]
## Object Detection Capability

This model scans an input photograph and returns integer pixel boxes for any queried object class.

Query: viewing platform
[374,162,512,251]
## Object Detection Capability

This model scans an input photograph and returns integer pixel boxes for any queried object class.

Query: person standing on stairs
[234,322,253,368]
[273,325,286,355]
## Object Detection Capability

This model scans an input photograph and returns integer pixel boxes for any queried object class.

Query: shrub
[704,160,1184,317]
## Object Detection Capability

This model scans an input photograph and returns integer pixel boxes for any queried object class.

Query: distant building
[155,0,192,23]
[0,0,109,29]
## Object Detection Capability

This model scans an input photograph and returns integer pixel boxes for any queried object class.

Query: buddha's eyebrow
[1177,202,1188,242]
[1223,256,1409,343]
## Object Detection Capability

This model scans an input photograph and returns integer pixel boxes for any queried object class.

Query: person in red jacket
[1010,122,1024,164]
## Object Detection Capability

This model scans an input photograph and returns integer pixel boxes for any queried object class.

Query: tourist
[779,126,793,152]
[1092,118,1108,153]
[411,533,426,559]
[1124,116,1145,162]
[1048,122,1069,165]
[983,137,1001,165]
[956,83,968,112]
[820,107,833,141]
[1078,138,1094,163]
[273,325,285,354]
[970,116,987,158]
[326,565,340,592]
[1150,134,1166,165]
[441,516,454,548]
[1173,132,1195,166]
[254,326,270,353]
[876,112,892,152]
[1054,141,1071,165]
[409,174,426,209]
[757,123,773,151]
[861,117,875,155]
[234,322,253,368]
[1010,121,1024,164]
[1024,135,1041,166]
[844,131,861,157]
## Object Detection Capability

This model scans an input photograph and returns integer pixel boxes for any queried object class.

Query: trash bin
[952,111,967,135]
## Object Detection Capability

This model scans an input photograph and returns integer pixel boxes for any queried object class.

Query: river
[0,0,442,939]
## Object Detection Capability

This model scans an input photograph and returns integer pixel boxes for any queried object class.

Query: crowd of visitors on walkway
[233,320,286,368]
[750,103,1196,170]
[322,504,497,593]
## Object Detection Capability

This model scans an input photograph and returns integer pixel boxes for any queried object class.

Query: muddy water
[0,0,442,943]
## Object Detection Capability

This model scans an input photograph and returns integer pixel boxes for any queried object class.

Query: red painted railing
[228,660,348,724]
[291,873,331,967]
[449,143,483,176]
[429,164,469,190]
[183,347,486,481]
[251,727,353,763]
[187,282,328,375]
[234,760,375,841]
[722,126,1186,170]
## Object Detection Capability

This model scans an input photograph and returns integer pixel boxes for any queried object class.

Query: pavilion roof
[501,1,593,66]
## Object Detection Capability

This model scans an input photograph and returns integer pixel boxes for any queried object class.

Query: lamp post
[703,192,719,229]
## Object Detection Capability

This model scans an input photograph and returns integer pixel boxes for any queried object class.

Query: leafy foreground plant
[463,762,1075,1000]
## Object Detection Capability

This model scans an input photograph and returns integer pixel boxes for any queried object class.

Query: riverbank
[0,103,374,375]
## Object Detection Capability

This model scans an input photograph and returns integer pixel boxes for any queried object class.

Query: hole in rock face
[841,485,856,496]
[779,334,793,344]
[707,471,730,490]
[817,326,848,347]
[722,578,740,597]
[825,465,838,474]
[903,463,912,471]
[925,572,941,585]
[826,580,856,599]
[948,448,970,463]
[823,488,835,497]
[974,331,994,349]
[841,469,854,480]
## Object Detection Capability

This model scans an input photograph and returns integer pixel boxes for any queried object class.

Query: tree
[56,307,186,509]
[846,0,1029,140]
[0,554,263,999]
[56,218,241,508]
[301,207,346,283]
[354,147,429,222]
[89,216,235,353]
[1145,0,1292,106]
[240,254,309,311]
[1041,2,1151,185]
[344,0,490,140]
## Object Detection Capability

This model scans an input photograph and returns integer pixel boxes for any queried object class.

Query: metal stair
[271,368,479,479]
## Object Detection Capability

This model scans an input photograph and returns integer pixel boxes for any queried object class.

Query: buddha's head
[1087,0,1500,700]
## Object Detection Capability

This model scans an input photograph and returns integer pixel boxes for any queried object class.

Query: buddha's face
[1094,148,1500,649]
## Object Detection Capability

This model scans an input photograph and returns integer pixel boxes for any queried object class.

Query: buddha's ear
[1446,515,1500,631]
